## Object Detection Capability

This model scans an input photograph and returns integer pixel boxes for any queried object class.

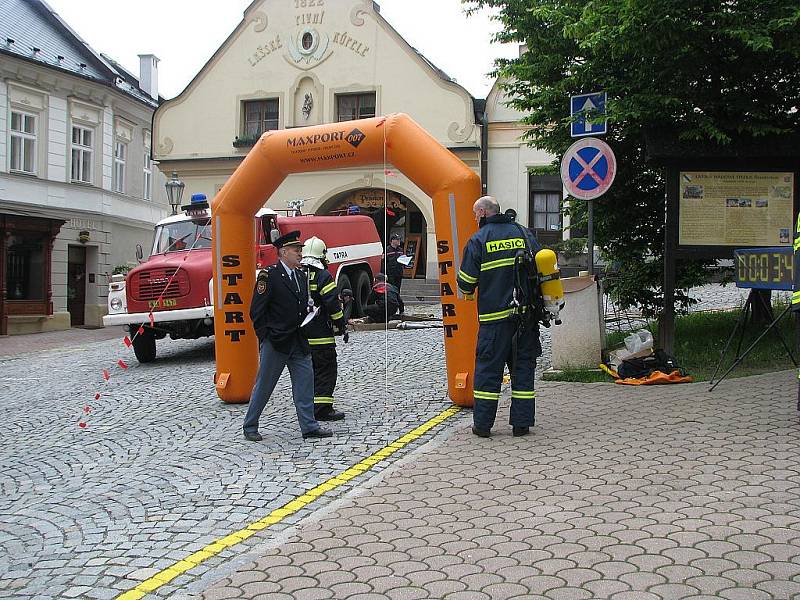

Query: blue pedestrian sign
[570,92,607,138]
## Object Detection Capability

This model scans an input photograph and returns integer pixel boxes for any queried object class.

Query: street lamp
[165,171,185,215]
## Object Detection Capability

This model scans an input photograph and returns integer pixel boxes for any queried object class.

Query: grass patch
[542,368,609,383]
[546,304,796,383]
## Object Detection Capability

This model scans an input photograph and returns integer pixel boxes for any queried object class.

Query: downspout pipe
[480,109,489,195]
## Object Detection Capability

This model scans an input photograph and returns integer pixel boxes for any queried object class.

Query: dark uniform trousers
[311,345,338,409]
[473,318,537,431]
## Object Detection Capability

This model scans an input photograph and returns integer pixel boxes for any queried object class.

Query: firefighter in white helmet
[300,236,347,421]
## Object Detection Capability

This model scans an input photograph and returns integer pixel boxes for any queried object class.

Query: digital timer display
[734,247,793,291]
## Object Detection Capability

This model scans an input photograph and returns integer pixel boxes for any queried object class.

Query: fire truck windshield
[152,218,212,254]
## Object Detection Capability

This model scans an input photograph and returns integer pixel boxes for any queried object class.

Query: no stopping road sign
[560,137,616,200]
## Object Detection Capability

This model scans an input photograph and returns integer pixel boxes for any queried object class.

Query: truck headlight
[110,297,123,311]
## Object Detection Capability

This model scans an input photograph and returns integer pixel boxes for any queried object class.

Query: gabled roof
[0,0,158,107]
[169,0,480,111]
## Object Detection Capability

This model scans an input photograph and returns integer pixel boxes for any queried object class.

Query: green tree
[465,0,800,319]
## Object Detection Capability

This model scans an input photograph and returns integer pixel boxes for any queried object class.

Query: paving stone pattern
[0,327,455,598]
[203,370,800,600]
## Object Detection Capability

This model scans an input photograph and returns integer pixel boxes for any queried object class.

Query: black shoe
[302,428,333,440]
[317,410,345,421]
[472,426,491,438]
[513,426,530,437]
[244,431,263,442]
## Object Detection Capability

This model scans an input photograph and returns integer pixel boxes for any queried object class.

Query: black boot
[472,426,491,438]
[512,426,530,437]
[318,409,345,421]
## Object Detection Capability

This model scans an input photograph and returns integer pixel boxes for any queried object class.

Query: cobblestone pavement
[203,370,800,600]
[685,284,790,313]
[0,326,455,599]
[603,283,791,333]
[0,326,126,357]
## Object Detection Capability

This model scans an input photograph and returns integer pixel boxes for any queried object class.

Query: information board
[734,246,793,291]
[678,171,793,246]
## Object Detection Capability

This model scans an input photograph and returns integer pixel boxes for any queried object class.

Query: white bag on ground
[624,329,654,354]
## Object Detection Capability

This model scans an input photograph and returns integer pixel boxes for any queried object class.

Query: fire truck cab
[103,196,383,363]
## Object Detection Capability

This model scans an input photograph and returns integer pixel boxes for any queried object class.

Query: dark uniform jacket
[456,213,542,324]
[367,281,404,314]
[305,266,345,346]
[250,262,311,355]
[384,245,404,278]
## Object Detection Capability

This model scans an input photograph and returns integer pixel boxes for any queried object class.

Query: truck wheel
[132,328,157,363]
[337,273,353,315]
[352,270,371,317]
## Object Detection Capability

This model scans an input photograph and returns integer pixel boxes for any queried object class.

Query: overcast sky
[44,0,518,100]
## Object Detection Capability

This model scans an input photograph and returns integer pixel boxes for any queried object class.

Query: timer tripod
[709,288,796,391]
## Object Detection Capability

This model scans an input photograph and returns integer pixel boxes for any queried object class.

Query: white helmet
[301,236,327,269]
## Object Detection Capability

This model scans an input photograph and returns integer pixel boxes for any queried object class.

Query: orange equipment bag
[615,369,694,386]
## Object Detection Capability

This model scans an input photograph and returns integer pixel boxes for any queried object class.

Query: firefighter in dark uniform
[457,195,542,438]
[243,230,333,442]
[385,233,406,291]
[364,273,404,322]
[793,211,800,410]
[301,236,347,421]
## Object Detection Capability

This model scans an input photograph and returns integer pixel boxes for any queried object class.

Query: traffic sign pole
[560,137,616,277]
[587,200,594,276]
[568,92,608,275]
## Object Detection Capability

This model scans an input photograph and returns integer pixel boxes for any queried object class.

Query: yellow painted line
[116,405,461,600]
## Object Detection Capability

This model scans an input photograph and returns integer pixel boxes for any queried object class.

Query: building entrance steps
[401,278,441,303]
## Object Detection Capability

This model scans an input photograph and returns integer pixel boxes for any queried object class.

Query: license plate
[148,298,177,309]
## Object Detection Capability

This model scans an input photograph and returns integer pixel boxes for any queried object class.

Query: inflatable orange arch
[211,113,479,406]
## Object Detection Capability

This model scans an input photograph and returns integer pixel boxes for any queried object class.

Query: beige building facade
[485,77,567,246]
[154,0,559,279]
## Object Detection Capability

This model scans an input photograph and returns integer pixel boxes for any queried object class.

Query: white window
[71,125,93,183]
[113,140,127,193]
[143,143,152,200]
[10,110,37,174]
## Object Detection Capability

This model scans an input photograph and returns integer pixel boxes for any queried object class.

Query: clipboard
[301,306,319,327]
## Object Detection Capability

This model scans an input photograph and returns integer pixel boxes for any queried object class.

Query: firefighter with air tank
[457,195,564,438]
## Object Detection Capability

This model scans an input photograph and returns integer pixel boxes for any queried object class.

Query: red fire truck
[103,196,384,363]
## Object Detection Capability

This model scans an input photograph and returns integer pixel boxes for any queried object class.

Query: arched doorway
[319,188,427,279]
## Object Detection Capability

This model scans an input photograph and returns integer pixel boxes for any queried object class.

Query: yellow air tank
[534,248,564,325]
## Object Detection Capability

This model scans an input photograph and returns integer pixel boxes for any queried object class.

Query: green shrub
[112,264,133,275]
[549,237,587,259]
